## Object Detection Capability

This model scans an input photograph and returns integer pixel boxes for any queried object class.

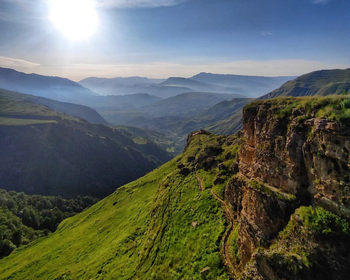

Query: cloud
[96,0,191,8]
[0,56,40,69]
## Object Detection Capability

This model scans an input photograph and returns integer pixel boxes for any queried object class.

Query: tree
[11,229,22,247]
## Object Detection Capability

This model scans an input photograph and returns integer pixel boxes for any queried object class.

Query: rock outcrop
[226,98,350,277]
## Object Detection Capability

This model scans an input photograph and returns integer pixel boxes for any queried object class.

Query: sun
[49,0,98,41]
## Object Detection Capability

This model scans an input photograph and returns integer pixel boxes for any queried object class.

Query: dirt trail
[195,173,204,192]
[210,189,234,221]
[210,188,235,275]
[195,172,236,275]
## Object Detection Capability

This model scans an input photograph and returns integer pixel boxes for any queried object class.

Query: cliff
[226,96,350,279]
[1,96,350,279]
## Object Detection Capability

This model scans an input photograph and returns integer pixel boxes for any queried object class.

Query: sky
[0,0,349,81]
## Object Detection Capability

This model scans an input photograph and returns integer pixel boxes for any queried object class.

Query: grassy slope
[0,89,80,124]
[261,68,350,100]
[0,133,242,279]
[0,163,170,280]
[2,96,350,279]
[0,88,107,125]
[246,95,350,123]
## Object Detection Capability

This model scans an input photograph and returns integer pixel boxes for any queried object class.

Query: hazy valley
[1,0,349,278]
[0,65,349,279]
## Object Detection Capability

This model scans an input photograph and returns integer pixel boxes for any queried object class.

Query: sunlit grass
[246,95,350,124]
[0,117,57,125]
[131,137,148,144]
[0,132,244,279]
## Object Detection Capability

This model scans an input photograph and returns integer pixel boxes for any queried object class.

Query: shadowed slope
[0,132,244,279]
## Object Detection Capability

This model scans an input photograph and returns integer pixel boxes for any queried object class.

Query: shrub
[296,206,350,236]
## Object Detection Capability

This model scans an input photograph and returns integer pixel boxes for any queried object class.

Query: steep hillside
[0,132,243,279]
[0,89,108,125]
[0,91,171,198]
[1,96,350,279]
[261,68,350,99]
[0,67,97,104]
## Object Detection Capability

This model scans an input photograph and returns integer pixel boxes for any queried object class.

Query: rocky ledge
[226,97,350,279]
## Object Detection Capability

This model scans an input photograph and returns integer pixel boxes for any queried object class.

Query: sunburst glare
[49,0,98,41]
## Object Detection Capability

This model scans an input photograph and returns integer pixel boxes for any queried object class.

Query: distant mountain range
[207,68,350,135]
[78,76,165,96]
[79,73,294,98]
[112,68,350,152]
[191,72,294,97]
[1,67,349,157]
[0,67,97,104]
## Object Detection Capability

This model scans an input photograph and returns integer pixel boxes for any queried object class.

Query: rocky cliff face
[240,100,350,216]
[226,97,350,279]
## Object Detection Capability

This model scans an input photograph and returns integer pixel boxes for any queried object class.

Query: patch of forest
[0,189,99,258]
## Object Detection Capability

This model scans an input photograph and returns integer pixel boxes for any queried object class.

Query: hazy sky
[0,0,349,81]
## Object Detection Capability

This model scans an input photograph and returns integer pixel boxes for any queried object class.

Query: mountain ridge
[260,68,350,99]
[1,96,350,279]
[0,67,97,104]
[0,89,109,125]
[0,90,171,198]
[78,72,293,98]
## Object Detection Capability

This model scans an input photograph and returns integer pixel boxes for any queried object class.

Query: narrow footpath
[195,173,204,192]
[195,172,236,275]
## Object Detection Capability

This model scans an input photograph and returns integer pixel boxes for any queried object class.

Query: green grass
[0,117,57,125]
[246,205,350,279]
[0,161,171,279]
[249,179,296,201]
[246,96,350,124]
[295,206,350,236]
[131,137,148,144]
[0,89,81,123]
[0,132,245,279]
[166,147,175,153]
[113,125,182,156]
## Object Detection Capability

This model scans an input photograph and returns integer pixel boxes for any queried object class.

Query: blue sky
[0,0,349,80]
